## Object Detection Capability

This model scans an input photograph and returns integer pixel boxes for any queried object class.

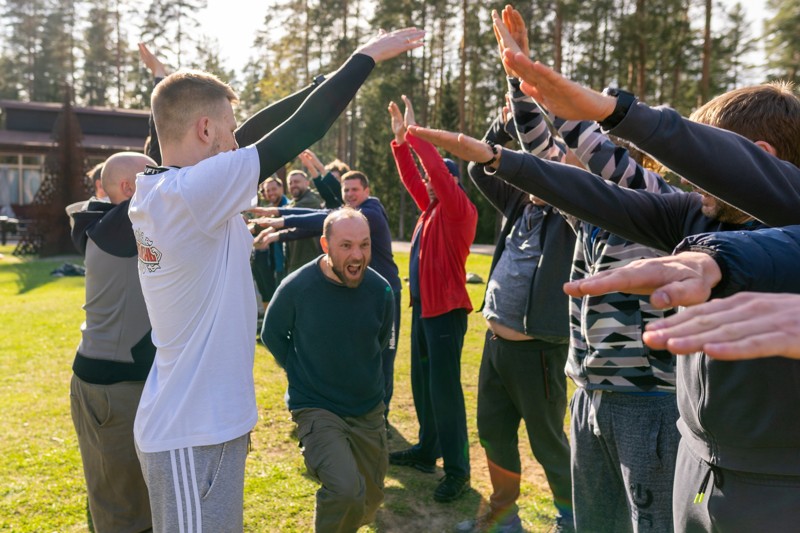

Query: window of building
[0,154,45,206]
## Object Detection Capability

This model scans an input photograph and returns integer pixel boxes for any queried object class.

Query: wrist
[477,141,501,167]
[598,88,636,129]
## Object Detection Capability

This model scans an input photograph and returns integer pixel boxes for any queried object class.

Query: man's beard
[331,261,366,288]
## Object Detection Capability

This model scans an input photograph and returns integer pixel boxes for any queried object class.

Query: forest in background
[1,0,798,241]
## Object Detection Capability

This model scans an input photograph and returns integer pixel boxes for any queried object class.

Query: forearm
[391,139,430,211]
[312,172,343,208]
[553,115,668,192]
[508,78,565,161]
[468,116,519,213]
[278,207,324,216]
[254,54,375,181]
[281,211,327,232]
[146,77,164,165]
[406,132,474,217]
[493,148,686,253]
[612,102,800,225]
[261,296,294,367]
[235,78,320,146]
[277,226,322,242]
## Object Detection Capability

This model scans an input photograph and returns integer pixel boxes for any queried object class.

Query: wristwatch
[599,87,636,130]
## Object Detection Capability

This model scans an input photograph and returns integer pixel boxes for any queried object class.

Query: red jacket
[391,132,477,318]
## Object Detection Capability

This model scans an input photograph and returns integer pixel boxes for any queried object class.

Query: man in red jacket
[387,96,478,502]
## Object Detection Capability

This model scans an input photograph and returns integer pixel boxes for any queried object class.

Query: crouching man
[261,207,394,533]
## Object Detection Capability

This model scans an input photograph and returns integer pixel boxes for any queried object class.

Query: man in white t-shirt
[128,28,424,532]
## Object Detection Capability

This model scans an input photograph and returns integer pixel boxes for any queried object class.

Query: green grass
[0,244,566,532]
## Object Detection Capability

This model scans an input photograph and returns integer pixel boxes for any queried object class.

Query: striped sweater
[507,78,676,392]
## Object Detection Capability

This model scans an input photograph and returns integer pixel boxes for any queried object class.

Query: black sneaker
[434,474,470,503]
[389,448,436,473]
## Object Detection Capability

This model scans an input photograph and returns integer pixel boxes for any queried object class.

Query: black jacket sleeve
[674,225,800,298]
[493,147,705,253]
[612,102,800,227]
[234,78,321,147]
[253,54,375,181]
[468,116,523,216]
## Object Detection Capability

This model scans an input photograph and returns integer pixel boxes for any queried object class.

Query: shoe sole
[388,457,436,474]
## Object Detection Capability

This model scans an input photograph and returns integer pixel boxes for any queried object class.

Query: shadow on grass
[376,423,487,532]
[0,258,79,294]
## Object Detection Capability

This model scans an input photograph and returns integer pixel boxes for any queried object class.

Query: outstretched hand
[251,216,285,230]
[253,227,280,250]
[492,8,523,77]
[642,292,800,360]
[407,126,496,166]
[502,50,615,122]
[563,251,722,309]
[388,101,406,144]
[246,206,279,218]
[401,95,417,128]
[357,27,425,63]
[138,42,168,78]
[299,150,322,177]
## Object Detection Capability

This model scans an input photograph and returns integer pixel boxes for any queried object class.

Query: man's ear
[754,140,778,157]
[120,179,135,199]
[196,116,212,144]
[320,235,329,253]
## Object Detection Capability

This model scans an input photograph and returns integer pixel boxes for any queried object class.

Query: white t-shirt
[129,146,260,453]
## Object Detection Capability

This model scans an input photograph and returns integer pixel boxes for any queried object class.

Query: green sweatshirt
[261,258,394,418]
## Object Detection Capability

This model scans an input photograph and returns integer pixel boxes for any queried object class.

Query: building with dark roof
[0,100,149,218]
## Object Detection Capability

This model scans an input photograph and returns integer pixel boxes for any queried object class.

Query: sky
[198,0,770,77]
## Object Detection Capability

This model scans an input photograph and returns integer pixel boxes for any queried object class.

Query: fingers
[640,292,800,359]
[701,331,798,361]
[643,302,780,356]
[492,9,517,53]
[648,278,712,309]
[563,268,655,298]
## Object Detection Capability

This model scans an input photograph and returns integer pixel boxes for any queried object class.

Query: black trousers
[477,331,572,517]
[409,301,470,478]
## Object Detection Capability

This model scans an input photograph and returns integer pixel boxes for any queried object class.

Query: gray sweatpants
[674,439,800,532]
[570,388,680,533]
[136,433,250,533]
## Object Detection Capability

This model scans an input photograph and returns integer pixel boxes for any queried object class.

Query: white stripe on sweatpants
[170,447,203,532]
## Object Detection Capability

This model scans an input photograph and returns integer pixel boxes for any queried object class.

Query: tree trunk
[554,1,563,73]
[636,0,647,98]
[700,0,712,103]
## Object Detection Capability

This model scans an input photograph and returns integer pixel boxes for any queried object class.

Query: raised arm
[139,42,167,164]
[503,50,800,225]
[253,28,425,182]
[408,125,696,253]
[389,98,430,211]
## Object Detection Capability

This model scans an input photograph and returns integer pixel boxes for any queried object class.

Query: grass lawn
[0,243,570,532]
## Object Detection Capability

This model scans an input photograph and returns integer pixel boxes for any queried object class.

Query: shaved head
[101,152,155,204]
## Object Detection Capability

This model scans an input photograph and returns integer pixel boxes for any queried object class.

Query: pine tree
[764,0,800,83]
